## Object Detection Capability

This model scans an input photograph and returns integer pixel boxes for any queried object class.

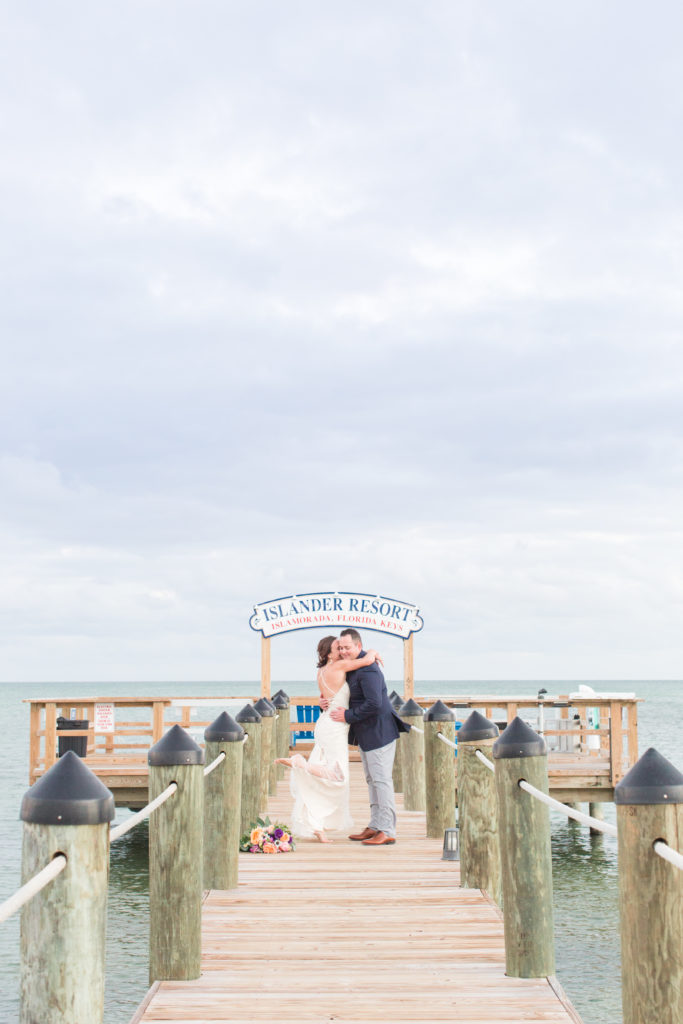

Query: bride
[276,635,383,843]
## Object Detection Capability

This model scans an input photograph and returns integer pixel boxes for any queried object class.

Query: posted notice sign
[249,591,424,639]
[94,703,115,733]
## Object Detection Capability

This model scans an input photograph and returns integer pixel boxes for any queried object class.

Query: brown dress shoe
[349,827,378,841]
[361,831,396,846]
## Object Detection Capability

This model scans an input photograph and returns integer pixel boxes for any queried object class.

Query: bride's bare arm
[335,649,383,672]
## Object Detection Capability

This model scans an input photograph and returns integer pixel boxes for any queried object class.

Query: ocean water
[0,679,681,1024]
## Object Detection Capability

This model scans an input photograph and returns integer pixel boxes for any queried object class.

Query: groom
[329,628,410,845]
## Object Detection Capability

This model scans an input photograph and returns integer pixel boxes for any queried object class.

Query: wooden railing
[25,692,640,788]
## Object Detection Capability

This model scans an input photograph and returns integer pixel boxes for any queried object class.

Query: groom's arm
[343,664,384,724]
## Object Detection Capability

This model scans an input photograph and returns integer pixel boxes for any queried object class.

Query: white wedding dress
[289,676,354,837]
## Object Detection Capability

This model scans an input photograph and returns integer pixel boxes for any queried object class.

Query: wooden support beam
[403,634,414,699]
[261,635,271,698]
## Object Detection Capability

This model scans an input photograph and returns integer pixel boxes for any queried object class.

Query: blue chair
[293,702,321,745]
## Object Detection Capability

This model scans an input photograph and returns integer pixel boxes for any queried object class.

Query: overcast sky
[2,2,683,683]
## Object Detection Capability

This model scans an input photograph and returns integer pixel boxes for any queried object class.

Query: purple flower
[273,828,284,840]
[249,845,259,853]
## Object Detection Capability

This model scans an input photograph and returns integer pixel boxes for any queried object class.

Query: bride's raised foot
[275,757,293,769]
[314,830,333,844]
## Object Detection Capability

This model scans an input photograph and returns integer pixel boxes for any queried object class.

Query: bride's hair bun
[317,635,337,668]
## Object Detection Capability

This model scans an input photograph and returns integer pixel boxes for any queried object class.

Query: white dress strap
[318,667,336,699]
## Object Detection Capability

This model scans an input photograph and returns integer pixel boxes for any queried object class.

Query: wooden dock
[130,762,582,1024]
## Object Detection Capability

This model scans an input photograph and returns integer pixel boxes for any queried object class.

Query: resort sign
[249,591,424,639]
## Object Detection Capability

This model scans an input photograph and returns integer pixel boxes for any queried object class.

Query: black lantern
[442,827,459,861]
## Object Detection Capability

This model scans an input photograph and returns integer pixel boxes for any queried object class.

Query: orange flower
[250,828,263,844]
[262,841,276,854]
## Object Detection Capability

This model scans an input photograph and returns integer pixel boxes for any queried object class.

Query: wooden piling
[457,711,501,906]
[615,747,683,1024]
[254,698,276,810]
[272,691,290,782]
[588,801,604,835]
[148,725,204,982]
[399,698,425,811]
[264,698,279,795]
[204,712,245,891]
[235,704,262,833]
[493,716,555,978]
[424,701,456,839]
[19,752,114,1024]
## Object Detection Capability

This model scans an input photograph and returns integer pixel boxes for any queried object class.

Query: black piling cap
[399,698,424,718]
[204,712,245,743]
[21,750,115,826]
[614,747,683,805]
[272,688,290,705]
[254,697,276,718]
[425,700,456,722]
[235,703,262,724]
[493,716,547,759]
[262,697,277,712]
[388,689,400,702]
[389,692,403,710]
[148,724,205,766]
[458,710,500,743]
[271,692,290,710]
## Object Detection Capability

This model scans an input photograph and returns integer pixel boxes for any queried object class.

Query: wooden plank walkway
[132,763,582,1024]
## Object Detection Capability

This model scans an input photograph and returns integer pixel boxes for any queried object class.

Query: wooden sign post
[403,633,414,699]
[261,636,271,697]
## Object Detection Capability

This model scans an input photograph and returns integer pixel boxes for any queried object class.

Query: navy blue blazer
[343,652,411,752]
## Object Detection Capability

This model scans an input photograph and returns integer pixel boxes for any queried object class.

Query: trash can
[57,716,89,758]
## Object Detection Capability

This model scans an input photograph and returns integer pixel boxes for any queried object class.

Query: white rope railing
[472,746,617,835]
[110,782,178,842]
[653,839,683,871]
[203,751,226,776]
[410,726,424,734]
[0,854,67,925]
[518,779,618,836]
[475,749,495,772]
[436,731,457,750]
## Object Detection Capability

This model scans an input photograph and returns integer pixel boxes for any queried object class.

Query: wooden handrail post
[271,691,291,782]
[457,711,501,906]
[204,712,245,891]
[610,700,624,784]
[235,704,263,833]
[493,716,555,978]
[28,703,40,785]
[399,698,425,811]
[148,725,204,982]
[424,701,456,839]
[45,702,57,771]
[254,698,276,807]
[626,701,638,767]
[20,751,115,1023]
[615,748,683,1024]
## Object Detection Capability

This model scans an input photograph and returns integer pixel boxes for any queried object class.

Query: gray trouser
[360,740,397,838]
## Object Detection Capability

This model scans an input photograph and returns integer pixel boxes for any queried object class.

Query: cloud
[2,2,683,680]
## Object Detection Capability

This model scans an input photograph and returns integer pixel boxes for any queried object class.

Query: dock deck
[131,762,582,1024]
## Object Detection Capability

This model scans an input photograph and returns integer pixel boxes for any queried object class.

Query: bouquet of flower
[239,816,295,853]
